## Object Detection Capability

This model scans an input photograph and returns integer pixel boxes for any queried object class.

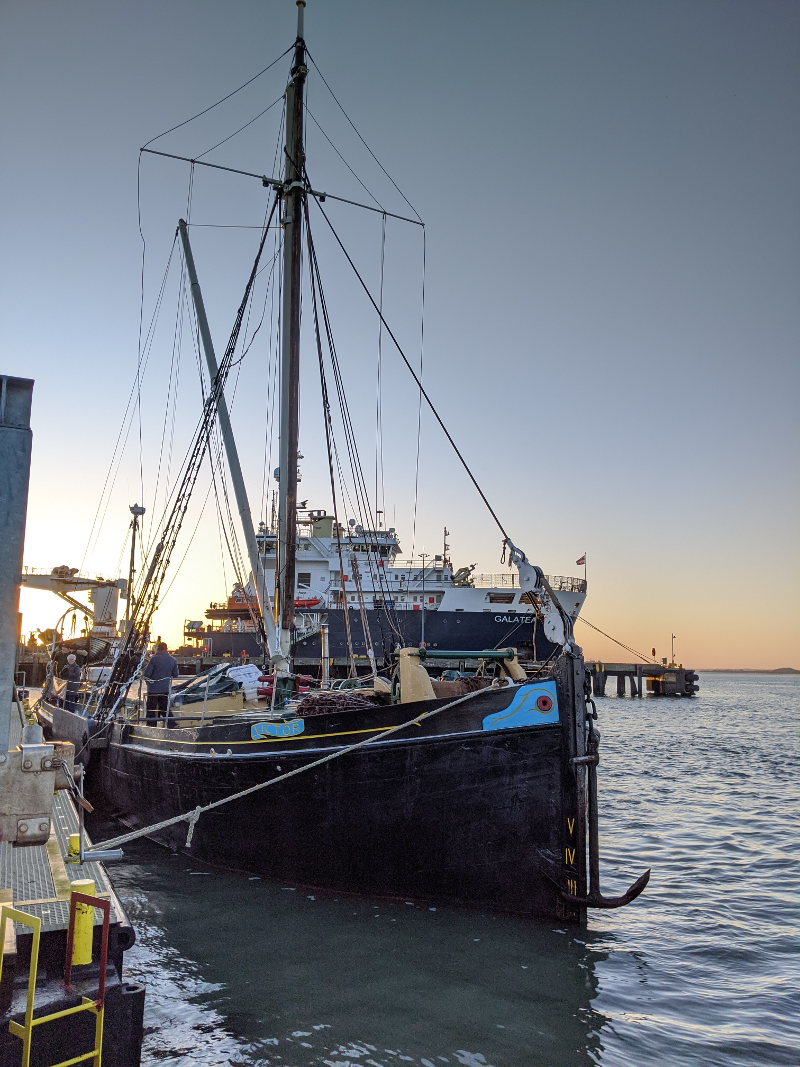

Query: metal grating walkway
[1,705,118,932]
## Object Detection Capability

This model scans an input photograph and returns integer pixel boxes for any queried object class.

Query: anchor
[561,732,651,909]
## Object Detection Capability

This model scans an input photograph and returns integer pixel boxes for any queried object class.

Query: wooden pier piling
[589,662,699,698]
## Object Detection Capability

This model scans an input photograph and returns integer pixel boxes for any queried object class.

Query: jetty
[588,662,700,698]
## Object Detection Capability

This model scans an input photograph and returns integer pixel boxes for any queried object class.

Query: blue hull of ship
[204,609,560,665]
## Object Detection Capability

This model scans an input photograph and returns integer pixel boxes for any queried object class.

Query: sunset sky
[2,0,797,669]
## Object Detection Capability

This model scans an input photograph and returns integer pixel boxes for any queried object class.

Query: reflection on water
[89,674,800,1066]
[104,851,611,1067]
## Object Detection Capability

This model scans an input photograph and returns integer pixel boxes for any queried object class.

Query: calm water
[91,673,800,1066]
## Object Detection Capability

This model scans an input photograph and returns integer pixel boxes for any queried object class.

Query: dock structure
[589,662,699,698]
[1,709,145,1066]
[2,374,144,1064]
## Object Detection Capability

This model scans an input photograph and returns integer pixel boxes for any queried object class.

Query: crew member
[60,653,82,713]
[143,642,180,726]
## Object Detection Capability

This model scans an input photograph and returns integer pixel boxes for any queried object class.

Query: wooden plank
[1,888,16,958]
[46,831,73,901]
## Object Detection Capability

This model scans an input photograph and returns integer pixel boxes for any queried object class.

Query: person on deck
[60,653,82,713]
[143,642,180,726]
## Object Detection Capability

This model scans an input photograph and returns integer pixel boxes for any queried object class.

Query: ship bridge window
[297,572,312,587]
[488,593,515,604]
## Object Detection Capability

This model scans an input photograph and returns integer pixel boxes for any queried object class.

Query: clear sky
[2,0,798,669]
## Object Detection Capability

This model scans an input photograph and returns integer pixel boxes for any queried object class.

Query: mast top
[296,0,306,42]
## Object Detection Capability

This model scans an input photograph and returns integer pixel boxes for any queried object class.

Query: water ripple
[91,673,799,1066]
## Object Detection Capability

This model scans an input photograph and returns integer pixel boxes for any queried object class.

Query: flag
[576,555,586,566]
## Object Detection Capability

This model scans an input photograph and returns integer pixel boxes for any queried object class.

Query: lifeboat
[294,595,323,609]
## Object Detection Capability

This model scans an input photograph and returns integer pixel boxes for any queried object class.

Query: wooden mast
[276,0,307,673]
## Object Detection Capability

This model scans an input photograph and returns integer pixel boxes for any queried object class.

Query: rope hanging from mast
[304,199,405,656]
[310,194,510,544]
[95,198,280,719]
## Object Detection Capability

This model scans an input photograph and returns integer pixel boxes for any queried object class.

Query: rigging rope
[305,49,422,224]
[375,214,386,531]
[410,227,426,559]
[195,95,284,160]
[305,207,357,672]
[148,179,191,551]
[81,237,179,573]
[311,195,510,543]
[575,617,657,664]
[305,104,385,212]
[305,201,404,651]
[140,47,292,152]
[96,199,279,718]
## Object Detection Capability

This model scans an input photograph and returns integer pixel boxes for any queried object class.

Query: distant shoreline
[696,667,799,675]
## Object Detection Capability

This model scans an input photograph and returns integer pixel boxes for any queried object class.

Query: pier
[1,708,145,1066]
[588,662,700,698]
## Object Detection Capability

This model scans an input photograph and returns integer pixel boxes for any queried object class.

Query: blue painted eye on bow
[482,682,559,731]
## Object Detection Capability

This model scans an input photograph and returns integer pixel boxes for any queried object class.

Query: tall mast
[276,0,307,669]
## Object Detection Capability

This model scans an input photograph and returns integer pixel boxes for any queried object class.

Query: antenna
[296,0,306,40]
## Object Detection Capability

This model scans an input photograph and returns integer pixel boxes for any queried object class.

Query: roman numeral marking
[565,847,575,866]
[567,817,575,835]
[567,878,577,895]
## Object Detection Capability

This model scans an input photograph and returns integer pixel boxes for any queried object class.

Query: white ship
[185,511,586,670]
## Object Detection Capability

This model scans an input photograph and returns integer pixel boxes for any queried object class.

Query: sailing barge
[38,2,648,923]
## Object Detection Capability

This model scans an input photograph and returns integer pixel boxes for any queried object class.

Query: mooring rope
[89,685,498,853]
[575,616,656,664]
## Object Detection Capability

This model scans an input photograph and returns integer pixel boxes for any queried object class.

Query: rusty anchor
[561,734,651,910]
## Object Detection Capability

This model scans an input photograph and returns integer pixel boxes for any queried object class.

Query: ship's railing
[390,559,447,571]
[184,619,259,635]
[472,573,519,588]
[471,573,587,593]
[547,575,587,593]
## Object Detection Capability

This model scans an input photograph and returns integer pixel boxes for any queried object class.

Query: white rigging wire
[81,238,178,574]
[410,228,426,559]
[375,213,387,532]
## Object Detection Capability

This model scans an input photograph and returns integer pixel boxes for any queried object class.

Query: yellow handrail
[0,901,105,1067]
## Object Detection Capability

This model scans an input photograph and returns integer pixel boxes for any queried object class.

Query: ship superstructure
[185,510,587,667]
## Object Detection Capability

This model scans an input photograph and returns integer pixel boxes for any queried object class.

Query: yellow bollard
[70,879,95,965]
[68,833,80,859]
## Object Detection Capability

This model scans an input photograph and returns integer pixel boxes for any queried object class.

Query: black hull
[42,657,589,923]
[203,609,561,665]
